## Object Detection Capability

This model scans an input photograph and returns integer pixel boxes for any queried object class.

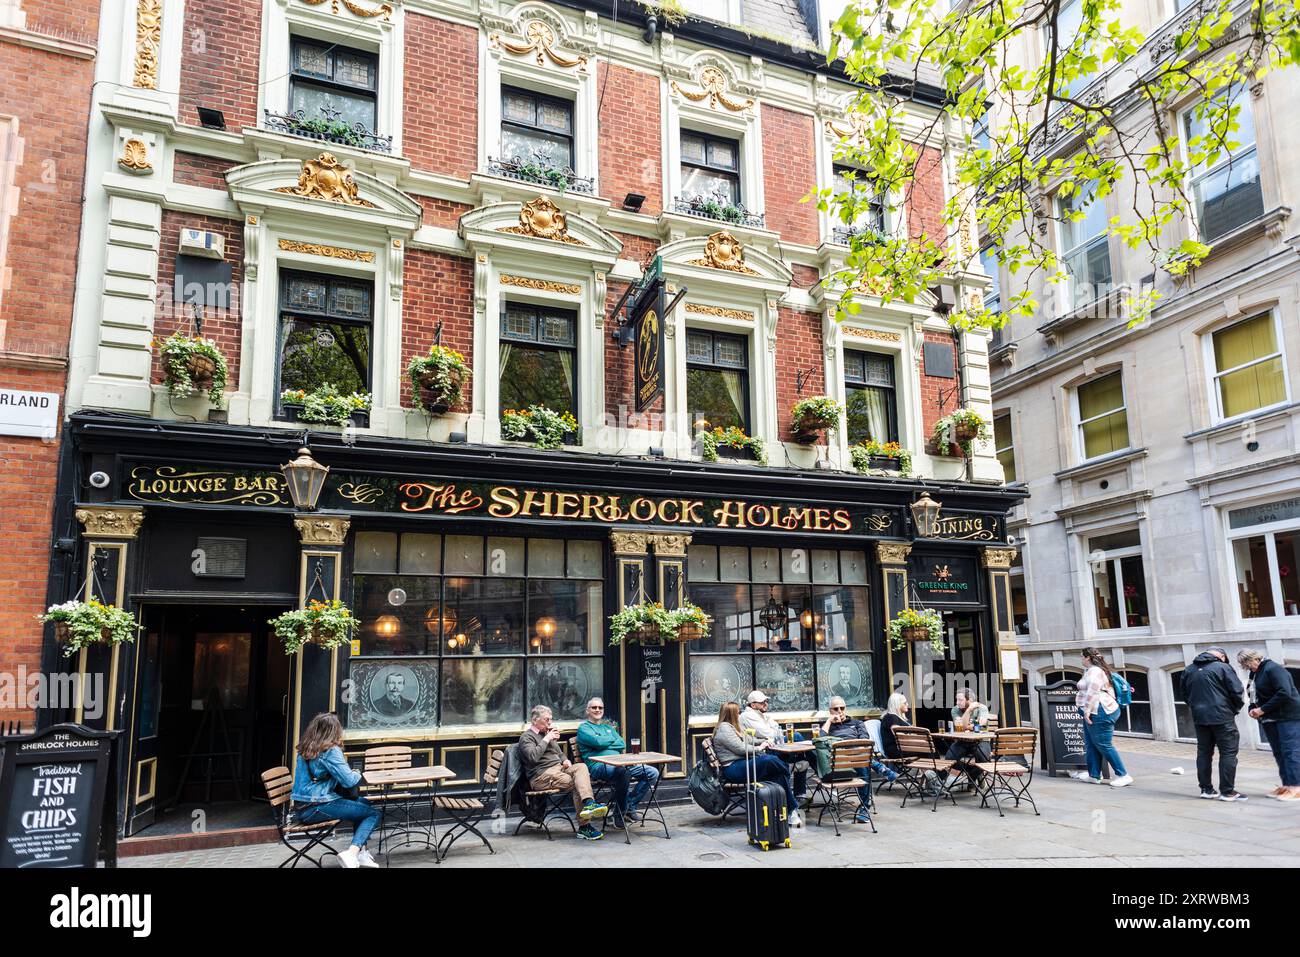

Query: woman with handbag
[292,712,382,868]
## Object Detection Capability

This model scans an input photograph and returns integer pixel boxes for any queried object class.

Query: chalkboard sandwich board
[1035,680,1100,778]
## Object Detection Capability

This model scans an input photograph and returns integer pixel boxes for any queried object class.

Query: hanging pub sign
[1036,680,1091,777]
[0,723,119,868]
[124,461,905,537]
[631,260,665,412]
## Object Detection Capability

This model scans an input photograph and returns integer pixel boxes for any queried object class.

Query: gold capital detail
[490,20,587,69]
[278,239,375,263]
[77,506,145,540]
[294,514,352,546]
[133,0,161,90]
[688,231,760,275]
[610,531,652,556]
[118,137,152,173]
[843,327,901,343]
[500,275,581,295]
[686,303,754,322]
[650,533,693,557]
[497,196,586,246]
[299,0,393,21]
[274,153,377,208]
[671,67,753,113]
[981,547,1018,569]
[875,541,912,565]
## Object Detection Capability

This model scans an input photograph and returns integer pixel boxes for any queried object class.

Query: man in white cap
[740,690,808,820]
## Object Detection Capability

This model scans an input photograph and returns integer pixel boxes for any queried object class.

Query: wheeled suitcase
[743,731,790,851]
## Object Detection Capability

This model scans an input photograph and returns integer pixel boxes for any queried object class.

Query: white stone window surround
[260,0,404,152]
[824,318,919,469]
[664,55,765,219]
[1077,523,1155,638]
[678,310,764,447]
[1221,495,1300,630]
[1198,307,1290,427]
[480,5,598,188]
[815,105,907,247]
[1068,364,1134,466]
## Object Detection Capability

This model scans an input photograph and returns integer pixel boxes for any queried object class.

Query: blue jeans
[589,761,660,818]
[1262,719,1300,786]
[298,797,381,848]
[1082,708,1128,779]
[721,753,798,812]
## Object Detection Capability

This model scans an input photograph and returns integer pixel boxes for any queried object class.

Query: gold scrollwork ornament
[688,231,760,275]
[491,20,587,69]
[672,67,753,113]
[275,153,377,208]
[497,196,586,245]
[118,137,152,173]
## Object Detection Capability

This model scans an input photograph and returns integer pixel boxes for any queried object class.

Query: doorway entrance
[128,604,291,836]
[912,611,988,730]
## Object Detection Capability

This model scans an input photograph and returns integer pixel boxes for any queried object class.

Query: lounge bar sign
[125,462,902,536]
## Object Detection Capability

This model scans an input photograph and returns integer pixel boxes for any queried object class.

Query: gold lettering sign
[127,466,289,506]
[932,515,997,541]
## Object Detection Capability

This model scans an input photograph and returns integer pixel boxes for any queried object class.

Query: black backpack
[687,759,729,815]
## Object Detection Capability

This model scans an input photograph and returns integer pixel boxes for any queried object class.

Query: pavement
[121,739,1300,868]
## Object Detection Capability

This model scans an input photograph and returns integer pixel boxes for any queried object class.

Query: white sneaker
[338,846,360,868]
[356,847,380,868]
[1109,775,1134,788]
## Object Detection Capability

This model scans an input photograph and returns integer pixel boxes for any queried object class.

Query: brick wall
[405,15,477,180]
[906,144,946,244]
[598,63,662,216]
[775,306,825,442]
[921,330,959,454]
[174,152,233,191]
[401,249,473,410]
[178,0,262,130]
[761,104,819,248]
[611,232,656,268]
[417,196,472,230]
[153,213,245,389]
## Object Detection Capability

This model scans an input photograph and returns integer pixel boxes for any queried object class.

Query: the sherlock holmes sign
[631,270,665,412]
[125,463,902,536]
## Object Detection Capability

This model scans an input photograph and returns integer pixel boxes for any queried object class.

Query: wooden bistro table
[362,765,456,864]
[587,752,680,844]
[931,731,996,795]
[765,740,815,757]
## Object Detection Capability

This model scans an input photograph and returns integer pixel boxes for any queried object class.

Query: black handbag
[306,754,362,802]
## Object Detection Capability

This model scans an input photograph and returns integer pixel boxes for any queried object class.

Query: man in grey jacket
[1180,647,1246,801]
[518,704,609,840]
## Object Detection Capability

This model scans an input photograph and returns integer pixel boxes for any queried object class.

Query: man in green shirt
[575,697,659,826]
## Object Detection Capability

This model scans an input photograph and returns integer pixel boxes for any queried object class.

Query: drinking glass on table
[630,737,641,754]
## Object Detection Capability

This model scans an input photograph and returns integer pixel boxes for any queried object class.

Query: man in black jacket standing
[1180,647,1246,801]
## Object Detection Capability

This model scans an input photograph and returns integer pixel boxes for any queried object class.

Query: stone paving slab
[120,744,1300,868]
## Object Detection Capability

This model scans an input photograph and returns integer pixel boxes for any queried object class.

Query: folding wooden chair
[702,737,748,823]
[972,727,1039,817]
[261,765,339,868]
[362,745,427,856]
[892,727,959,812]
[809,738,877,836]
[434,753,495,859]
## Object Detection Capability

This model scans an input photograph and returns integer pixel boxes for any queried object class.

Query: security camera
[88,471,111,489]
[1006,534,1018,547]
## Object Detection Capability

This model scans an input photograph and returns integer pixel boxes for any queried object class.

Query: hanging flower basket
[270,600,361,654]
[40,600,138,657]
[157,332,229,407]
[609,602,711,646]
[887,607,945,653]
[186,351,218,388]
[790,397,843,444]
[407,345,468,416]
[901,625,930,642]
[932,409,990,456]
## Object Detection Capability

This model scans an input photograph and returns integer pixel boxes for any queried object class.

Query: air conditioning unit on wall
[178,228,224,260]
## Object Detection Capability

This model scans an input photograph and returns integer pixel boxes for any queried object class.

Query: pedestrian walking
[1237,649,1300,801]
[1070,647,1133,788]
[1179,647,1246,801]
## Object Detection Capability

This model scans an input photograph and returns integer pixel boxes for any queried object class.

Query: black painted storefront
[44,412,1025,836]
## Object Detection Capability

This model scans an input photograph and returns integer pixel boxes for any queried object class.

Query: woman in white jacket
[1072,647,1134,788]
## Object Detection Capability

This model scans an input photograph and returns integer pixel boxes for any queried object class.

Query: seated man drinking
[819,696,899,824]
[575,697,659,826]
[518,704,609,841]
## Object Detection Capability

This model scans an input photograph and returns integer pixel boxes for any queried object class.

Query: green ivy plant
[699,426,767,465]
[887,607,945,653]
[791,396,844,434]
[40,600,137,657]
[158,332,229,406]
[516,162,570,192]
[269,599,361,655]
[291,116,365,149]
[281,385,372,426]
[931,408,990,457]
[608,601,711,646]
[849,440,913,477]
[500,405,579,450]
[406,344,468,415]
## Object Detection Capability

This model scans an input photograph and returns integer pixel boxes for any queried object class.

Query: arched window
[1113,668,1151,735]
[1169,669,1197,739]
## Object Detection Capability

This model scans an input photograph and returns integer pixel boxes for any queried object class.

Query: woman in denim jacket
[292,712,381,868]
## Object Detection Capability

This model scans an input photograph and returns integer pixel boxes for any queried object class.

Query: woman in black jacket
[1238,649,1300,800]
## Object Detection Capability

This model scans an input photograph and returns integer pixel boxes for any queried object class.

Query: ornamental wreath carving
[497,196,586,245]
[275,153,377,208]
[688,231,760,275]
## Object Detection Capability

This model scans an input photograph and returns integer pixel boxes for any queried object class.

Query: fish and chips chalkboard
[0,724,118,868]
[1037,680,1090,777]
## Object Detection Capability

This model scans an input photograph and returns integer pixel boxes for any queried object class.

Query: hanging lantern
[910,491,943,537]
[758,586,788,633]
[424,604,458,636]
[281,446,329,511]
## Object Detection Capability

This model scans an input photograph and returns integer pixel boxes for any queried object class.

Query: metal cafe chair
[702,737,748,823]
[260,765,339,868]
[971,727,1040,817]
[891,727,960,812]
[433,753,496,859]
[807,738,878,836]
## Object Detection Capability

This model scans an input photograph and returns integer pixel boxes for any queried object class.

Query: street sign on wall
[0,389,59,439]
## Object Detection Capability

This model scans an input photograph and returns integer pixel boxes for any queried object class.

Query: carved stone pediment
[688,231,759,275]
[497,196,586,245]
[274,153,377,208]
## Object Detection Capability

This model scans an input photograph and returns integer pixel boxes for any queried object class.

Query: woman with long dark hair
[292,712,382,867]
[1072,648,1133,788]
[711,700,800,817]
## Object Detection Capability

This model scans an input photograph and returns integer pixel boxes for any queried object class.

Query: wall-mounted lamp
[623,192,647,213]
[196,107,226,130]
[281,446,329,511]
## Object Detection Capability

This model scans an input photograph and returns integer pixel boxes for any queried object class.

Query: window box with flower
[698,426,766,464]
[500,405,580,450]
[280,385,372,428]
[850,440,913,476]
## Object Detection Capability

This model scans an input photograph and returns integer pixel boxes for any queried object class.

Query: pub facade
[50,0,1019,835]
